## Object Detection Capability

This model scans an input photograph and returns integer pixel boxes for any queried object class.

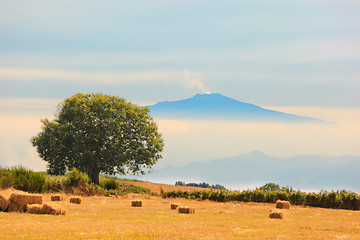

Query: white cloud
[0,68,211,94]
[0,97,61,112]
[156,120,190,134]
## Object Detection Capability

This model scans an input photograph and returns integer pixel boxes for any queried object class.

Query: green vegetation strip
[161,188,360,211]
[0,167,151,196]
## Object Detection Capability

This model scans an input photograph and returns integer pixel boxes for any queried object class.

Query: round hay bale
[276,200,290,209]
[170,203,179,210]
[70,197,81,204]
[131,200,142,207]
[269,211,284,219]
[178,206,195,214]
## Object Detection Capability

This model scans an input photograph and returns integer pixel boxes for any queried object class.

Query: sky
[1,1,360,176]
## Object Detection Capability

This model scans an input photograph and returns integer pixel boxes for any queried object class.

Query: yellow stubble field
[0,193,359,240]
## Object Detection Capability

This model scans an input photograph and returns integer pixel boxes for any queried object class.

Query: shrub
[63,168,89,187]
[126,184,150,194]
[101,178,118,190]
[0,166,50,193]
[0,168,14,189]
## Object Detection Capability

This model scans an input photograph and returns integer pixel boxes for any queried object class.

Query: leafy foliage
[100,178,118,190]
[31,93,164,184]
[0,166,152,196]
[259,183,280,192]
[63,168,90,187]
[0,166,50,193]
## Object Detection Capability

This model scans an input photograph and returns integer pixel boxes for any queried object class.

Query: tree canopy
[31,93,164,184]
[259,183,281,192]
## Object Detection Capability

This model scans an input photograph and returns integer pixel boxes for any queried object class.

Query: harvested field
[0,194,359,239]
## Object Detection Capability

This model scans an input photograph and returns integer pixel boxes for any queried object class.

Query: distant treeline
[165,183,360,211]
[175,181,226,190]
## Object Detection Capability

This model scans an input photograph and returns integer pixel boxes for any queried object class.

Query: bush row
[0,166,51,193]
[161,188,360,210]
[0,166,151,196]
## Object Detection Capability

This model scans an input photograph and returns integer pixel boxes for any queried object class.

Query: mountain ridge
[149,93,325,122]
[135,151,360,191]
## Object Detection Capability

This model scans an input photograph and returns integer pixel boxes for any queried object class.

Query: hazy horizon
[1,95,359,172]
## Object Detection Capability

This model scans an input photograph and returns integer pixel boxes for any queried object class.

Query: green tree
[31,93,164,184]
[259,183,280,192]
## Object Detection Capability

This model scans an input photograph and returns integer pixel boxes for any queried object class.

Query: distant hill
[149,93,325,122]
[140,151,360,192]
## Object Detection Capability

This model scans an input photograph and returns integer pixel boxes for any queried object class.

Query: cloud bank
[0,68,211,94]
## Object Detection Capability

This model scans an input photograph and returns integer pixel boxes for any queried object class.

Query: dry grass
[0,193,359,239]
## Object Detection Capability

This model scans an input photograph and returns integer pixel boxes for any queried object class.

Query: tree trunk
[88,165,100,185]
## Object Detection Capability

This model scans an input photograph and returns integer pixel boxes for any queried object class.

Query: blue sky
[1,1,360,175]
[1,0,359,105]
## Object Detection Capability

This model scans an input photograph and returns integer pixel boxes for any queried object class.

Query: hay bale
[26,203,66,215]
[170,203,179,210]
[25,204,43,214]
[269,211,284,219]
[0,194,10,212]
[42,203,66,215]
[51,195,64,201]
[70,197,81,204]
[178,206,195,214]
[276,200,290,209]
[131,200,142,207]
[7,193,43,212]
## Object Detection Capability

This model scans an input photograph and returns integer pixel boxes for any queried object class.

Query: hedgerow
[161,187,360,210]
